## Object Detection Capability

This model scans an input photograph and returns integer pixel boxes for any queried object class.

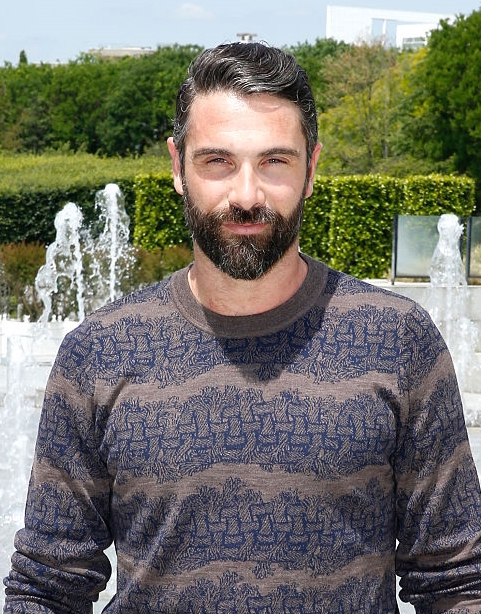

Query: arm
[3,321,113,614]
[395,305,481,612]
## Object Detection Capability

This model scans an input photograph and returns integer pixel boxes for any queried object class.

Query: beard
[182,183,305,280]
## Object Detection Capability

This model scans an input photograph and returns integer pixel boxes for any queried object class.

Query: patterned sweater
[4,255,481,613]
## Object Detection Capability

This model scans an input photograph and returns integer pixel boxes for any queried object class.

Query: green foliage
[2,32,481,211]
[159,244,194,276]
[323,174,475,278]
[0,240,193,321]
[319,42,404,175]
[400,174,475,216]
[133,172,475,281]
[405,11,481,206]
[299,177,336,261]
[287,38,350,112]
[0,61,55,152]
[0,45,201,157]
[0,241,46,318]
[325,175,402,278]
[118,244,193,293]
[95,46,201,156]
[133,173,191,250]
[47,56,116,153]
[0,152,169,243]
[0,166,474,317]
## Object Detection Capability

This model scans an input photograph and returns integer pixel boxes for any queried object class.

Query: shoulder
[323,266,420,313]
[318,264,444,352]
[54,273,181,362]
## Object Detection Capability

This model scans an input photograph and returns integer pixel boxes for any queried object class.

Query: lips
[222,221,270,235]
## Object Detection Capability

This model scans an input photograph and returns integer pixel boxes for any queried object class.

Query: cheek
[184,175,230,210]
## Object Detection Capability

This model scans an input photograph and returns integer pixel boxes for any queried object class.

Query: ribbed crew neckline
[170,254,328,338]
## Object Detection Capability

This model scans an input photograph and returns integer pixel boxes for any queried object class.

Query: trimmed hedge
[0,153,169,243]
[320,174,475,278]
[133,173,190,250]
[134,172,476,279]
[0,154,475,281]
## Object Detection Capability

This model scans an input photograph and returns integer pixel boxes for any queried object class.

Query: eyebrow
[191,147,302,160]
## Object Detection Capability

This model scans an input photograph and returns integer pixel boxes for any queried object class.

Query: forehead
[185,91,305,148]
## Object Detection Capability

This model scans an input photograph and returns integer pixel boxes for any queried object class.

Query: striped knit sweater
[4,255,481,613]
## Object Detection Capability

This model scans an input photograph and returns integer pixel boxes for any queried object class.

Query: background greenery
[133,172,475,279]
[1,10,481,319]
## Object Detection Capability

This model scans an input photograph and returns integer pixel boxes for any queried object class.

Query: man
[4,42,481,613]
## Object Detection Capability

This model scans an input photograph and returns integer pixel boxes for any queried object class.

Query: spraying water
[35,202,85,323]
[83,183,135,311]
[426,213,481,424]
[0,184,132,608]
[34,184,134,321]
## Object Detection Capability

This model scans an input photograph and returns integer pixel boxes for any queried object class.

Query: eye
[264,157,289,167]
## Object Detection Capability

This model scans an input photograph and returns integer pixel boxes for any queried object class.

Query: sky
[2,0,481,65]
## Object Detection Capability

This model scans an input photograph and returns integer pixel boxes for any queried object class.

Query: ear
[167,137,184,195]
[304,142,322,199]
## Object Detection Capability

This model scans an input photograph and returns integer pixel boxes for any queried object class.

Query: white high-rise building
[326,5,455,49]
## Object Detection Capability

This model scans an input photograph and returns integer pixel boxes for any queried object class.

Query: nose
[228,163,266,210]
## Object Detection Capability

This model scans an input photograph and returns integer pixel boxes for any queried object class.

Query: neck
[188,244,307,316]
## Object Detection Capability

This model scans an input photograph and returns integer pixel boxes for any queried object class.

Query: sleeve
[3,320,113,614]
[394,304,481,612]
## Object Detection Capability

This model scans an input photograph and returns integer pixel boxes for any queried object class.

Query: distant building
[89,47,156,59]
[237,33,258,43]
[326,5,454,49]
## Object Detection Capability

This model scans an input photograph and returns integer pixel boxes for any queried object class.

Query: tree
[46,54,120,153]
[287,38,350,112]
[409,10,481,206]
[0,62,54,152]
[97,45,201,156]
[0,45,201,156]
[318,40,400,174]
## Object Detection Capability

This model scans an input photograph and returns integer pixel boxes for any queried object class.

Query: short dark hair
[172,42,318,168]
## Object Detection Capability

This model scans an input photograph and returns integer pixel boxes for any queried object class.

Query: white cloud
[173,3,214,21]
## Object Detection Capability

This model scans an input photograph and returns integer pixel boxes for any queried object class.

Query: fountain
[35,201,85,323]
[82,183,135,313]
[0,183,131,609]
[34,183,135,323]
[425,213,481,425]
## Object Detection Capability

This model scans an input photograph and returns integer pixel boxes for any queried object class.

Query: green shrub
[0,152,169,244]
[0,241,193,321]
[326,175,402,278]
[133,172,475,280]
[304,174,475,279]
[159,244,193,276]
[0,241,46,319]
[0,158,476,306]
[300,177,335,262]
[133,172,191,249]
[123,244,193,291]
[399,174,475,216]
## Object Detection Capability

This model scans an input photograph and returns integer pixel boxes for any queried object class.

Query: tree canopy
[1,20,481,209]
[0,45,201,156]
[407,11,481,200]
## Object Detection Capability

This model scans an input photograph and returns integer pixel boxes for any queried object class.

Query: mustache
[212,205,279,225]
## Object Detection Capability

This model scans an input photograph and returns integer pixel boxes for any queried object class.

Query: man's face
[168,91,320,280]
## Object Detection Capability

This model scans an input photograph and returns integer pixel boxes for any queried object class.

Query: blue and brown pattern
[5,257,481,613]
